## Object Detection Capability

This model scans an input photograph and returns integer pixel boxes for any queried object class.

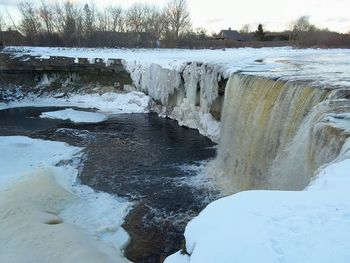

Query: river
[0,106,219,262]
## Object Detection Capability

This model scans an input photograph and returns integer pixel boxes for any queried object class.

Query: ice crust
[40,108,108,123]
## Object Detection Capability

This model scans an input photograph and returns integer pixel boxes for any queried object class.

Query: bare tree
[38,1,54,35]
[143,6,166,39]
[75,7,83,45]
[108,5,124,32]
[97,9,110,32]
[290,16,316,32]
[290,16,317,42]
[83,3,96,38]
[126,3,147,32]
[18,1,42,43]
[0,11,6,31]
[52,2,65,34]
[6,9,19,31]
[164,0,191,41]
[239,24,251,33]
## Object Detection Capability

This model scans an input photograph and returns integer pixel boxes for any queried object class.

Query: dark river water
[0,107,219,262]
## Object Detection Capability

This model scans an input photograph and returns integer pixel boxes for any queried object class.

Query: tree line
[1,2,349,48]
[0,0,191,47]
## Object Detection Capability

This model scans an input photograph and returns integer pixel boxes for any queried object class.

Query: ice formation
[40,108,108,123]
[124,61,223,141]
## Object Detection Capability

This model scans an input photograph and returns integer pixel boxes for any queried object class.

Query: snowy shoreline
[0,136,131,263]
[0,91,153,262]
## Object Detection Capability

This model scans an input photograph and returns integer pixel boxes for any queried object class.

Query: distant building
[0,30,26,46]
[216,28,244,41]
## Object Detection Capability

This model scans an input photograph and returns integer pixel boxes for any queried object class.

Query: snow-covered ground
[0,136,131,263]
[4,46,350,87]
[165,141,350,263]
[40,108,107,123]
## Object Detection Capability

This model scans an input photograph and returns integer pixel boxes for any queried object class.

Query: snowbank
[0,136,131,263]
[0,170,129,263]
[165,155,350,263]
[40,108,107,123]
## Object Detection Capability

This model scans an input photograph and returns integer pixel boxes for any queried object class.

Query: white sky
[0,0,349,33]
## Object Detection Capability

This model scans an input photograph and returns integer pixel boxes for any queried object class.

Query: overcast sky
[1,0,349,33]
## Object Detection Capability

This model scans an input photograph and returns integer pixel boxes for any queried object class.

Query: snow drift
[0,136,131,263]
[165,154,350,263]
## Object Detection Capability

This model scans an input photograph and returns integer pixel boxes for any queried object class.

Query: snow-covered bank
[165,144,350,263]
[40,108,107,123]
[0,136,131,263]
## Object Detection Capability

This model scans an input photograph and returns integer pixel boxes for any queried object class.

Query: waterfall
[213,74,350,193]
[124,59,350,193]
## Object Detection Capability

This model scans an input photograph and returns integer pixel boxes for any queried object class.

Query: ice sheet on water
[40,108,107,123]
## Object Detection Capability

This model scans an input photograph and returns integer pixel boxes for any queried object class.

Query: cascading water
[213,74,350,193]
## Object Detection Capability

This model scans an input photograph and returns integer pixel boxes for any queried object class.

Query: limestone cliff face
[0,53,132,96]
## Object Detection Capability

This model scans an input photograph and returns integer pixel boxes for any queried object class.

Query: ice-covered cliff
[124,61,223,141]
[4,47,350,142]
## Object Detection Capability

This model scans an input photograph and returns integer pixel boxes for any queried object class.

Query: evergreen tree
[255,24,265,41]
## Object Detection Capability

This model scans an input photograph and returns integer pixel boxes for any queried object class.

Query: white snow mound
[0,136,131,263]
[165,159,350,263]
